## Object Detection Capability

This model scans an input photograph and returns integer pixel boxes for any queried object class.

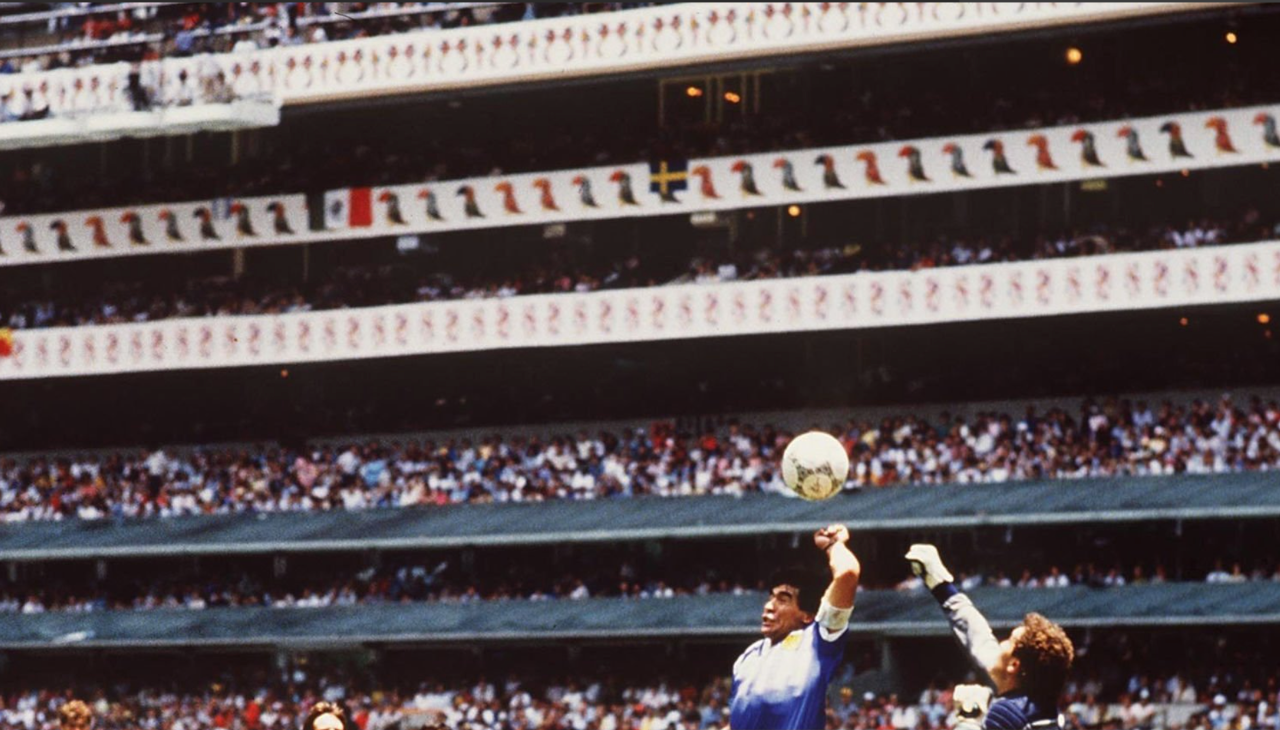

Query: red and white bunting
[0,3,1199,114]
[2,239,1278,380]
[2,105,1277,268]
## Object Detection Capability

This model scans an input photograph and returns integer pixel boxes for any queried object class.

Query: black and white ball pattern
[781,431,850,500]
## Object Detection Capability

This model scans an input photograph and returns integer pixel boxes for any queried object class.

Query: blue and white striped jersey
[729,621,846,730]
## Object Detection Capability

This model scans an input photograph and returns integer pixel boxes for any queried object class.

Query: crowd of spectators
[3,553,1277,616]
[894,559,1280,594]
[2,663,1278,730]
[4,212,1274,332]
[0,561,762,614]
[0,4,657,123]
[2,391,1279,522]
[0,4,654,123]
[0,4,653,74]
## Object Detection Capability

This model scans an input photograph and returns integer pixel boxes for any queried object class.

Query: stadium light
[686,86,703,98]
[724,91,741,104]
[1065,47,1083,65]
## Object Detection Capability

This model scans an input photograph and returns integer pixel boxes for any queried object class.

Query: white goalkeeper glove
[905,544,955,590]
[952,683,994,730]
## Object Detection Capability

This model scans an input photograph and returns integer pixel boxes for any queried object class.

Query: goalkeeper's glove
[952,684,993,730]
[905,544,955,590]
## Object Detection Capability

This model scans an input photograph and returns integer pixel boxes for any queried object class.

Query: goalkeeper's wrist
[930,581,960,603]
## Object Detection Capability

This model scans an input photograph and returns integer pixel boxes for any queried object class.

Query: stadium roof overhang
[0,584,1275,650]
[0,473,1276,561]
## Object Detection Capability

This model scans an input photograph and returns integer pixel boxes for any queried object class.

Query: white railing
[2,238,1277,380]
[0,54,280,149]
[2,103,1277,266]
[0,55,276,123]
[0,3,1210,107]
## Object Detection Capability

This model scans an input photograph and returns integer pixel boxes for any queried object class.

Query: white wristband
[816,598,853,632]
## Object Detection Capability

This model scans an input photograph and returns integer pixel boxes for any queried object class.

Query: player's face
[990,626,1025,693]
[761,584,809,641]
[312,714,344,730]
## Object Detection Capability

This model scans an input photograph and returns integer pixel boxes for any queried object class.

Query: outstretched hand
[905,543,955,589]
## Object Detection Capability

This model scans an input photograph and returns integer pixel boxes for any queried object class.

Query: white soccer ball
[781,431,850,500]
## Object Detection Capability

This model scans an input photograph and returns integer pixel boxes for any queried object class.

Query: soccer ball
[781,431,850,500]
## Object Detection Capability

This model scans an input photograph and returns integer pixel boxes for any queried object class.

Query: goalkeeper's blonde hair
[303,701,349,730]
[1013,613,1074,702]
[58,700,92,730]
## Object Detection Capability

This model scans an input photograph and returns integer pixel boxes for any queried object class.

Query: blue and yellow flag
[649,159,688,202]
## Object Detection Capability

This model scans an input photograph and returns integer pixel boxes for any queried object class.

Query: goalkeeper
[905,545,1074,730]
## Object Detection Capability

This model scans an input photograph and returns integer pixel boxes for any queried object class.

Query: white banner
[3,104,1278,266]
[3,240,1278,380]
[0,194,311,262]
[0,3,1203,112]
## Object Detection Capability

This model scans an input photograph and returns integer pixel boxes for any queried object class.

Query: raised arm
[905,544,1001,681]
[815,524,861,610]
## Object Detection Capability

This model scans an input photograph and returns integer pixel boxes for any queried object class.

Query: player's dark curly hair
[303,702,351,730]
[768,564,828,616]
[1013,613,1075,703]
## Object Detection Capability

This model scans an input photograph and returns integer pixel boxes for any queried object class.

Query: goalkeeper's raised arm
[905,544,1075,730]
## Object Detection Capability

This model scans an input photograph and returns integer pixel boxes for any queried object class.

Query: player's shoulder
[734,638,767,668]
[984,697,1032,730]
[986,695,1058,730]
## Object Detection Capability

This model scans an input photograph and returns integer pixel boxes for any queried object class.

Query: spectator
[3,392,1280,523]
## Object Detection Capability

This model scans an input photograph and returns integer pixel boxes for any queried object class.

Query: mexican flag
[321,188,373,230]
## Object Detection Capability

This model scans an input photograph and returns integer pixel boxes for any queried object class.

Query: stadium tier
[5,585,1280,649]
[3,160,1280,378]
[2,181,1278,331]
[3,4,1279,730]
[5,386,1280,522]
[1,668,1279,730]
[3,6,1278,214]
[0,3,1213,115]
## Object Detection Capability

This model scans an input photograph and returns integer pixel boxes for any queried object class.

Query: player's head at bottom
[304,702,352,730]
[58,700,93,730]
[760,565,827,642]
[991,612,1075,701]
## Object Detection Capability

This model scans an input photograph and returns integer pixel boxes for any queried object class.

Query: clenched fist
[814,524,850,551]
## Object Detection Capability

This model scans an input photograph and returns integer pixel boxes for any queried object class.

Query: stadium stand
[1,209,1273,331]
[5,584,1280,648]
[2,390,1280,521]
[0,630,1277,729]
[1,667,1274,730]
[3,546,1278,614]
[1,5,1276,215]
[3,5,1279,730]
[0,4,659,73]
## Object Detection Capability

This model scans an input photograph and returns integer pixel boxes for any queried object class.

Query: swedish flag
[649,159,689,202]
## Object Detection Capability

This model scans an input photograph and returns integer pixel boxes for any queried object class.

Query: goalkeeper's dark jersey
[930,584,1063,730]
[985,692,1060,730]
